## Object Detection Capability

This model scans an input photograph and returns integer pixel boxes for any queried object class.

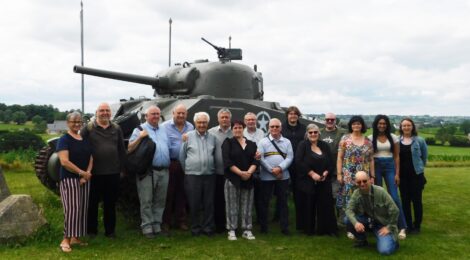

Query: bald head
[173,103,188,126]
[96,102,111,125]
[325,112,337,131]
[355,171,371,193]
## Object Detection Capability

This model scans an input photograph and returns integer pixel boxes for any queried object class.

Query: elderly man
[180,112,217,236]
[320,112,346,225]
[258,118,293,235]
[161,104,194,232]
[128,105,171,238]
[208,108,233,233]
[81,102,126,238]
[346,171,399,255]
[243,112,265,224]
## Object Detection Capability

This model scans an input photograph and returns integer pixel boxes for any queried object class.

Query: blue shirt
[56,133,93,180]
[129,122,171,168]
[258,134,293,181]
[161,119,194,160]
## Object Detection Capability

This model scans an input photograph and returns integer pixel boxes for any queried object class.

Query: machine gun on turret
[201,37,242,61]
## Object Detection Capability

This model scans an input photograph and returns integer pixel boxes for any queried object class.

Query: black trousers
[399,173,425,230]
[87,174,120,235]
[185,174,215,234]
[260,179,289,232]
[214,174,226,232]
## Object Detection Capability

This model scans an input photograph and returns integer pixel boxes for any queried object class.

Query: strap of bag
[268,136,286,159]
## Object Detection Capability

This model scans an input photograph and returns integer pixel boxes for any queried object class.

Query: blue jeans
[374,157,407,230]
[346,215,399,255]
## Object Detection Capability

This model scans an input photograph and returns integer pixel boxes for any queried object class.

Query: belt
[152,166,167,171]
[170,159,179,162]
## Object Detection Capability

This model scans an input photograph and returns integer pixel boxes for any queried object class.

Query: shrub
[448,136,470,147]
[425,137,436,145]
[0,131,45,152]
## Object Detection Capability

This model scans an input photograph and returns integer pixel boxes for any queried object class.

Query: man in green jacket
[346,171,399,255]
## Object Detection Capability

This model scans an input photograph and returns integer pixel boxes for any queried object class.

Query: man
[161,104,194,232]
[320,112,346,225]
[243,112,265,224]
[258,118,293,235]
[208,108,233,233]
[180,112,217,236]
[346,171,399,255]
[243,112,265,142]
[128,105,171,238]
[281,106,306,230]
[81,102,126,238]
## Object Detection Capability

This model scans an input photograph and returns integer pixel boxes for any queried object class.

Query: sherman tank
[34,38,322,216]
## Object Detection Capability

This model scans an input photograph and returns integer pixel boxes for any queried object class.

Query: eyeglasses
[325,118,336,122]
[68,121,82,125]
[308,131,319,135]
[269,125,281,128]
[356,179,368,185]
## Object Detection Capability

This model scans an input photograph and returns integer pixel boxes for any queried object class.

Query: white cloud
[1,0,469,116]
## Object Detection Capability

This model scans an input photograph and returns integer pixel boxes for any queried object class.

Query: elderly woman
[370,115,407,239]
[399,118,427,234]
[222,120,258,241]
[295,124,337,236]
[337,115,374,238]
[56,112,93,253]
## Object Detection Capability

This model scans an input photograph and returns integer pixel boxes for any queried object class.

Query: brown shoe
[179,223,189,231]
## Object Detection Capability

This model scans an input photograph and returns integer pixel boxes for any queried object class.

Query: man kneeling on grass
[346,171,399,255]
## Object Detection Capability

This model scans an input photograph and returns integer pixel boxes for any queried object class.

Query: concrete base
[0,194,47,239]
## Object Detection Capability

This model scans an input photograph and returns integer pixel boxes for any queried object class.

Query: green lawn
[1,168,470,259]
[0,123,33,131]
[428,145,470,155]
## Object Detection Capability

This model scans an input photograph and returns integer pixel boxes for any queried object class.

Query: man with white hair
[180,112,217,236]
[128,105,171,238]
[346,171,399,255]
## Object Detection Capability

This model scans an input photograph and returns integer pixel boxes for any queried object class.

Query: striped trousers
[60,178,90,238]
[224,179,254,231]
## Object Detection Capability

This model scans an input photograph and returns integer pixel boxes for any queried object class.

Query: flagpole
[80,1,85,114]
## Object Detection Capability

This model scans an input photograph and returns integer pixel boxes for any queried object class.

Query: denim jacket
[401,135,427,174]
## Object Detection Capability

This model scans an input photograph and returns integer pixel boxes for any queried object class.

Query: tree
[461,120,470,135]
[3,109,13,123]
[32,115,43,125]
[435,126,457,145]
[33,120,47,134]
[0,110,4,122]
[12,111,27,125]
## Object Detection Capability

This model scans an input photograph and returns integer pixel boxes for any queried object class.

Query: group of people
[56,103,427,255]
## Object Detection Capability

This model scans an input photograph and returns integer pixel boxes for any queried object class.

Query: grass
[1,168,470,259]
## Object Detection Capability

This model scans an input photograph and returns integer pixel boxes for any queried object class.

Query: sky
[1,0,470,116]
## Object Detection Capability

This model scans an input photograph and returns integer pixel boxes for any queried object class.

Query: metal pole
[80,1,85,114]
[229,35,231,49]
[169,18,172,67]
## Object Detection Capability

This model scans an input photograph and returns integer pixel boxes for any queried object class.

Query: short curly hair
[347,115,367,133]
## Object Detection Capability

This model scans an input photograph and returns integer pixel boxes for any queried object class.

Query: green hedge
[0,131,45,152]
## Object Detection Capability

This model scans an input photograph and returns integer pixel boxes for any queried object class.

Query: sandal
[60,243,72,253]
[70,239,88,246]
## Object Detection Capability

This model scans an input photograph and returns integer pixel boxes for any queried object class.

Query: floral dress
[336,134,373,211]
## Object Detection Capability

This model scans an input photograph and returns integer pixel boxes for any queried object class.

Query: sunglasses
[270,125,281,128]
[325,118,336,122]
[356,179,368,184]
[308,131,319,135]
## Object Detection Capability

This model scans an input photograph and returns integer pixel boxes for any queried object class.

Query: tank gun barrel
[73,65,160,86]
[201,37,242,61]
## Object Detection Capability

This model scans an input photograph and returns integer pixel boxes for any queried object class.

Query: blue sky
[1,0,470,116]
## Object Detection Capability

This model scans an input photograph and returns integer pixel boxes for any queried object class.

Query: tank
[34,38,322,216]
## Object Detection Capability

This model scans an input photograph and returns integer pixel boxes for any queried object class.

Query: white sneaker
[227,230,237,241]
[347,232,355,240]
[242,230,256,240]
[399,229,406,240]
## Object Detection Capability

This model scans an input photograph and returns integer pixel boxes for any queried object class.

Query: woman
[336,116,374,238]
[399,117,427,234]
[295,124,337,236]
[56,112,93,253]
[370,115,407,239]
[222,120,258,241]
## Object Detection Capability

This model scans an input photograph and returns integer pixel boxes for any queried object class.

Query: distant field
[0,123,33,131]
[428,145,470,155]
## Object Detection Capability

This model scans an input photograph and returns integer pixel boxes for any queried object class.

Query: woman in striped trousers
[56,112,93,253]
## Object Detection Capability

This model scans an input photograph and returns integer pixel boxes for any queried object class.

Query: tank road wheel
[34,146,59,194]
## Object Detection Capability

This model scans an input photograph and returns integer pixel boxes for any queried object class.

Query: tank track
[34,145,59,194]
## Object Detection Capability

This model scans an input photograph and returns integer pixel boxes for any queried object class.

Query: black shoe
[260,227,268,234]
[144,233,155,239]
[203,231,214,237]
[354,240,368,248]
[87,232,97,238]
[156,231,171,238]
[105,233,116,239]
[281,230,291,236]
[409,228,421,234]
[191,231,201,237]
